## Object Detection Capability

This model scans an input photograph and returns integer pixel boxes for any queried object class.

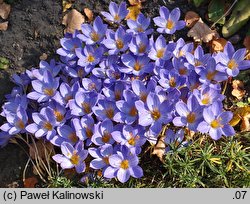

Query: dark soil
[0,0,249,187]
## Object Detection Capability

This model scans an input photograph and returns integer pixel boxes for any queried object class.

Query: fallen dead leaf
[62,9,85,33]
[39,53,48,61]
[231,80,246,100]
[0,21,8,31]
[0,0,3,4]
[185,11,200,28]
[126,5,141,20]
[243,36,250,50]
[62,0,72,13]
[210,38,227,53]
[128,0,144,6]
[23,177,38,188]
[187,18,219,43]
[230,106,250,132]
[152,135,166,162]
[0,2,11,20]
[29,139,54,160]
[84,8,94,22]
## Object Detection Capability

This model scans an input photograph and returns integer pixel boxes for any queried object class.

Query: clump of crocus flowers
[1,2,250,183]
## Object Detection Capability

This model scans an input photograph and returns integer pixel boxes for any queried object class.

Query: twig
[210,0,238,29]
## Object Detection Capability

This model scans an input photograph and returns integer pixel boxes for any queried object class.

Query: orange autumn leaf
[84,8,94,22]
[185,11,200,28]
[210,38,227,53]
[230,106,250,132]
[126,5,141,20]
[24,177,38,188]
[231,80,246,100]
[128,0,144,6]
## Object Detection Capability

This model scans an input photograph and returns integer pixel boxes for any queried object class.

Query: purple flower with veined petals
[101,1,128,23]
[199,58,227,84]
[53,81,80,106]
[52,141,88,173]
[26,107,57,140]
[50,124,79,147]
[73,116,95,146]
[92,99,119,121]
[47,100,69,125]
[57,30,82,61]
[75,45,104,71]
[77,16,107,45]
[0,131,13,148]
[89,144,114,173]
[68,90,98,116]
[27,70,59,102]
[215,42,250,77]
[131,79,156,103]
[92,119,118,146]
[153,7,185,34]
[135,92,173,135]
[0,106,28,135]
[64,65,89,79]
[102,81,128,101]
[193,85,224,106]
[129,33,150,56]
[173,94,203,131]
[127,13,152,35]
[103,27,132,55]
[114,90,138,124]
[148,35,175,66]
[159,70,186,91]
[112,125,146,155]
[121,53,154,76]
[105,146,143,183]
[173,38,193,58]
[82,76,102,93]
[164,129,184,145]
[197,102,235,140]
[172,57,190,77]
[185,45,211,73]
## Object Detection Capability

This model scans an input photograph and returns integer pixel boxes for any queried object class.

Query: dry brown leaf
[29,139,54,160]
[84,8,94,22]
[62,0,72,13]
[0,2,11,20]
[243,36,250,50]
[39,53,48,61]
[230,106,250,132]
[231,80,246,100]
[0,21,8,31]
[187,18,219,43]
[152,135,166,162]
[0,0,3,4]
[241,114,250,132]
[185,11,200,28]
[128,0,144,6]
[126,5,141,20]
[23,177,38,188]
[62,9,85,34]
[210,38,227,53]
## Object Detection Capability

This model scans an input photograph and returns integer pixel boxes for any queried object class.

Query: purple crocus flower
[173,38,193,58]
[164,129,184,145]
[215,42,250,77]
[72,115,95,146]
[103,27,132,55]
[0,131,13,148]
[102,81,128,101]
[197,102,235,140]
[148,35,175,66]
[82,76,102,93]
[68,90,98,116]
[112,125,146,154]
[26,107,57,140]
[159,70,186,91]
[92,119,117,146]
[77,16,107,45]
[101,1,128,23]
[114,90,138,124]
[0,106,28,135]
[50,124,79,147]
[121,53,154,76]
[32,59,62,78]
[64,65,89,79]
[105,146,143,183]
[93,99,119,121]
[129,33,150,56]
[199,58,227,84]
[27,70,59,102]
[173,94,203,131]
[57,30,82,61]
[89,144,114,174]
[75,45,104,71]
[52,141,88,173]
[127,13,152,35]
[135,92,173,135]
[153,7,185,34]
[131,79,156,102]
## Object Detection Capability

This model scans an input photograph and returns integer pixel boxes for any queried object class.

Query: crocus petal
[103,166,116,179]
[117,168,130,183]
[222,125,235,137]
[130,166,143,178]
